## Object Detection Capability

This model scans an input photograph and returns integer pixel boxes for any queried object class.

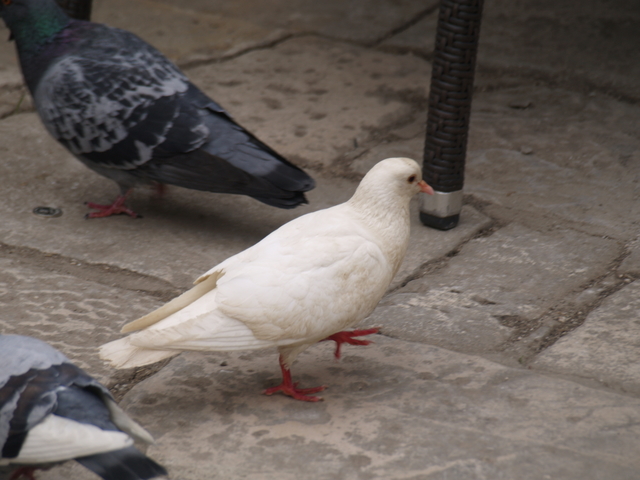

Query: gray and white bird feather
[0,0,315,218]
[0,335,167,480]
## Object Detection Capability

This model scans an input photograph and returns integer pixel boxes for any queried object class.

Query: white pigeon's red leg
[263,355,326,402]
[323,327,380,359]
[10,467,38,480]
[85,189,140,219]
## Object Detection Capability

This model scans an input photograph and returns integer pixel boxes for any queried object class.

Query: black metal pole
[420,0,484,230]
[56,0,93,20]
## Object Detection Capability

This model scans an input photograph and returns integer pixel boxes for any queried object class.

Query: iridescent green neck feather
[6,0,70,58]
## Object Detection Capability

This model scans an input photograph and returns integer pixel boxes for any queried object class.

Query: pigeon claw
[84,191,141,219]
[262,382,326,402]
[263,354,326,402]
[323,327,380,359]
[9,467,38,480]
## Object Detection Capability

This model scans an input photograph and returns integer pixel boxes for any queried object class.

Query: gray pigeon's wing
[133,84,316,207]
[0,335,68,387]
[0,335,68,457]
[0,335,111,459]
[33,23,209,170]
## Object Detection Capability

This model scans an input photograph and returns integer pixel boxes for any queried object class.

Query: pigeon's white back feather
[0,414,132,465]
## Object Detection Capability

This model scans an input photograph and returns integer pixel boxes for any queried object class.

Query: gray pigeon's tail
[133,85,315,209]
[76,446,167,480]
[136,147,313,209]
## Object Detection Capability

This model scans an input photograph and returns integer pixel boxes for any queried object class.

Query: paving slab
[378,0,640,101]
[532,280,640,395]
[363,223,620,355]
[0,249,164,382]
[348,132,426,178]
[392,204,492,292]
[0,56,30,119]
[92,0,287,65]
[619,235,640,276]
[187,36,431,171]
[379,10,437,56]
[149,0,435,44]
[465,86,640,239]
[82,335,640,480]
[477,0,640,100]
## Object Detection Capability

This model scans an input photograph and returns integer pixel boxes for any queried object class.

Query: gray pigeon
[0,0,315,218]
[0,334,167,480]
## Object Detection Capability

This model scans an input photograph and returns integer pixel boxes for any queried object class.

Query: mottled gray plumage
[0,0,314,217]
[0,335,166,480]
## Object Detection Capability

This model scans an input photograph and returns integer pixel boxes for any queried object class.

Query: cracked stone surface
[363,223,621,356]
[0,249,163,382]
[391,204,493,292]
[379,10,438,55]
[117,336,640,480]
[187,36,431,171]
[532,280,640,395]
[619,236,640,275]
[382,0,640,101]
[93,0,288,65]
[466,86,640,239]
[149,0,436,43]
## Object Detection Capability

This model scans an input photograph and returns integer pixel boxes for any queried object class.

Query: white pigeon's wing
[125,288,277,351]
[118,205,391,352]
[1,415,132,465]
[214,208,393,342]
[121,271,224,333]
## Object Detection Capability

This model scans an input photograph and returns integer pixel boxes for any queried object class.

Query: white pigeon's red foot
[323,327,380,359]
[85,190,140,219]
[263,355,326,402]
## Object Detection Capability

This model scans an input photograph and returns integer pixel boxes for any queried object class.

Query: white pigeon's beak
[418,180,434,195]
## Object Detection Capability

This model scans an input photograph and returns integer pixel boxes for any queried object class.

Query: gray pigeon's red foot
[153,182,168,198]
[323,327,380,359]
[9,467,38,480]
[263,355,326,402]
[85,190,140,219]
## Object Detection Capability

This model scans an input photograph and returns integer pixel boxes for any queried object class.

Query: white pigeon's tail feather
[127,314,278,351]
[99,337,178,369]
[121,272,223,333]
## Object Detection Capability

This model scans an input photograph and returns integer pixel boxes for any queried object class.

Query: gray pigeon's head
[0,0,68,33]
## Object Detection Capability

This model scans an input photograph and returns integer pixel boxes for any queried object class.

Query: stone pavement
[0,0,639,478]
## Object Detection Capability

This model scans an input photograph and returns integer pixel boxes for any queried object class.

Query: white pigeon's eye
[407,174,417,183]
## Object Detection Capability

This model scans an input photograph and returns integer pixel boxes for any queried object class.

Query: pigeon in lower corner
[0,334,167,480]
[0,0,315,218]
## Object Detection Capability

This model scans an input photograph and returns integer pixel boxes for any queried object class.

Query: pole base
[419,212,460,230]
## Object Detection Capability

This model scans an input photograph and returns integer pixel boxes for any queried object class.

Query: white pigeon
[0,335,167,480]
[100,157,433,401]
